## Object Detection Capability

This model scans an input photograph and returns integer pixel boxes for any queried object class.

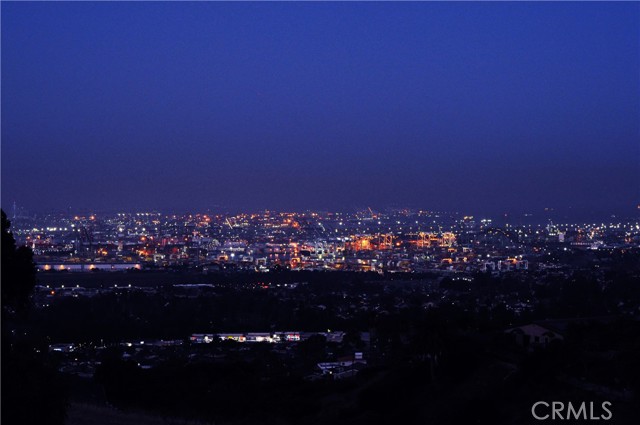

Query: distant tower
[12,201,17,219]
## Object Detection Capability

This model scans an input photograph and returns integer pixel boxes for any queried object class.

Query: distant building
[505,323,563,349]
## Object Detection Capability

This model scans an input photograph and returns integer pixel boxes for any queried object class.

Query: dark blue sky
[2,2,638,216]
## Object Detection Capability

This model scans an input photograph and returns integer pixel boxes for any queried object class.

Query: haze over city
[2,2,638,217]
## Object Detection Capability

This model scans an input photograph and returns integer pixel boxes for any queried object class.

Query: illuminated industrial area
[11,208,639,276]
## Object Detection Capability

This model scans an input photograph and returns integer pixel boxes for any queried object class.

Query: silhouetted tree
[2,209,37,315]
[1,209,67,425]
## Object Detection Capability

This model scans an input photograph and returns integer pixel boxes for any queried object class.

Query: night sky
[2,2,638,216]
